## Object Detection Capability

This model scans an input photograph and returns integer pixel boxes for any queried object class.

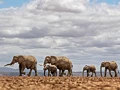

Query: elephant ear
[101,62,105,67]
[51,56,57,64]
[85,65,89,70]
[45,56,51,63]
[45,56,50,60]
[105,62,110,68]
[18,55,25,64]
[9,56,18,64]
[13,56,17,58]
[13,56,18,61]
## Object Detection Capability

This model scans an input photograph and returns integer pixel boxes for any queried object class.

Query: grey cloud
[35,0,88,13]
[16,27,49,38]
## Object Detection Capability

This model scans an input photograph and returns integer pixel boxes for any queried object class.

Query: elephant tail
[118,70,119,74]
[116,67,119,74]
[71,64,73,68]
[116,65,119,74]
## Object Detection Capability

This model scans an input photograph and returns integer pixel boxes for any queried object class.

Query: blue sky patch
[0,0,30,8]
[90,0,119,5]
[0,0,119,8]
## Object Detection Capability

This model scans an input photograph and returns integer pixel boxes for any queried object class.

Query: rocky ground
[0,76,120,90]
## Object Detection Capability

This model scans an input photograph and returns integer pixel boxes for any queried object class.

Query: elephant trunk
[43,60,47,76]
[4,63,13,66]
[4,60,15,67]
[82,69,84,76]
[100,66,102,77]
[44,70,46,76]
[44,60,47,67]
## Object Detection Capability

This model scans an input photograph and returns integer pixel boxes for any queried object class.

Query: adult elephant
[43,56,73,76]
[4,55,38,76]
[100,61,118,77]
[82,65,96,77]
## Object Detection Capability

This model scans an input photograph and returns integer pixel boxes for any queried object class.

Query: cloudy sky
[0,0,120,72]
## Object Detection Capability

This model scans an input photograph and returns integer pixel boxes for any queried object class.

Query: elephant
[43,56,73,76]
[43,64,57,76]
[82,65,96,77]
[4,55,38,76]
[100,61,118,77]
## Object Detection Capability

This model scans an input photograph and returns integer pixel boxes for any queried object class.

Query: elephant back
[56,56,70,62]
[89,65,96,72]
[90,65,96,70]
[24,55,37,69]
[55,56,72,70]
[25,55,37,62]
[110,61,118,69]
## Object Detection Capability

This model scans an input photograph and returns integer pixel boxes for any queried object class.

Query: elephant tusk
[39,64,43,66]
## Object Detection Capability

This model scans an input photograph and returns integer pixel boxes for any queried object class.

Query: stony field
[0,76,120,90]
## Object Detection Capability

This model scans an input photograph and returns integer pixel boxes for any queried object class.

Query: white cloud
[0,0,120,71]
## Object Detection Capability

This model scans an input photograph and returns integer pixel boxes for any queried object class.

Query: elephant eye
[46,58,49,60]
[14,57,18,61]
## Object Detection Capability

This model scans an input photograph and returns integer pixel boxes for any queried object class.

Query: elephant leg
[34,69,38,76]
[55,70,57,76]
[114,70,117,77]
[68,69,72,76]
[59,70,62,76]
[55,72,57,76]
[70,68,73,76]
[87,70,89,77]
[21,65,25,75]
[19,64,22,76]
[94,71,97,77]
[108,69,112,77]
[34,66,38,76]
[52,73,54,76]
[44,70,46,76]
[61,70,65,77]
[53,71,57,76]
[48,70,51,76]
[28,69,32,76]
[91,72,93,77]
[104,68,107,77]
[53,72,56,76]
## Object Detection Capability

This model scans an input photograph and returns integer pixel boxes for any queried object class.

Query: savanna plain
[0,76,120,90]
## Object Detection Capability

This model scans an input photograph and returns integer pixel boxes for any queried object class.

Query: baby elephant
[82,65,96,77]
[44,64,57,76]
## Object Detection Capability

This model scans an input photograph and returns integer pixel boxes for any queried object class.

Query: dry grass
[0,76,120,90]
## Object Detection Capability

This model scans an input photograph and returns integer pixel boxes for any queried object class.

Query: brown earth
[0,76,120,90]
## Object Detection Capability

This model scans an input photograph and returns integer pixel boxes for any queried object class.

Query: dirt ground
[0,76,120,90]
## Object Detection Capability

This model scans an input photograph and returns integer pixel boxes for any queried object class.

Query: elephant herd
[82,61,118,77]
[4,55,119,77]
[4,55,73,77]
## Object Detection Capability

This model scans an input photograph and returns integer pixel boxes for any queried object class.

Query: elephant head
[4,55,24,66]
[82,65,90,76]
[100,62,110,77]
[43,64,50,70]
[44,56,56,65]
